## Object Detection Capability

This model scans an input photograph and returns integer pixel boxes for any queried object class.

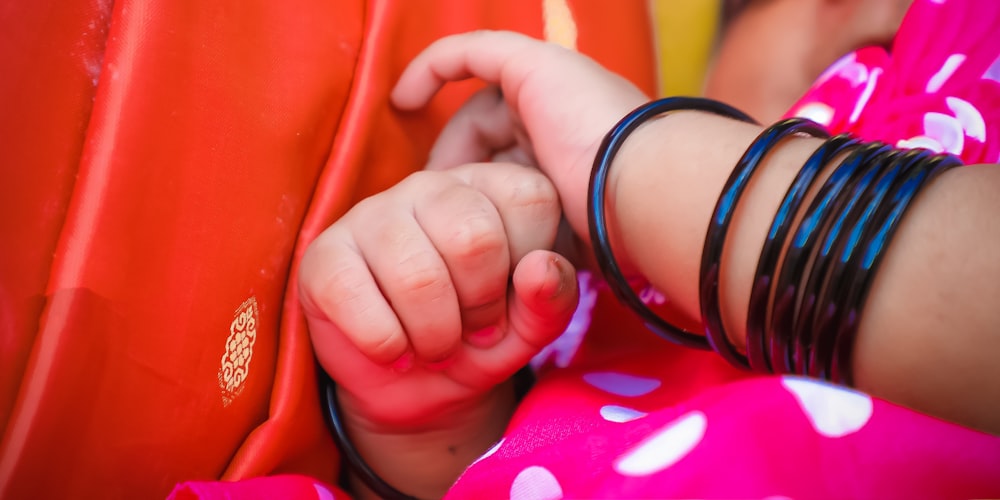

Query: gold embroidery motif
[219,296,258,407]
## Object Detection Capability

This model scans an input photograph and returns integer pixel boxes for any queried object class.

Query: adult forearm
[608,111,1000,433]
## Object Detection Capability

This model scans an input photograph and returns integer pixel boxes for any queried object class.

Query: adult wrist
[590,97,963,387]
[587,99,758,350]
[608,109,760,332]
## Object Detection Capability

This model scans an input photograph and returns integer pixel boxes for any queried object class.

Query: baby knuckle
[509,174,560,215]
[318,265,370,311]
[396,254,451,297]
[362,330,406,362]
[449,212,506,260]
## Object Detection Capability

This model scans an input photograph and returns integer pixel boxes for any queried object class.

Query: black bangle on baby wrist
[320,371,419,500]
[588,97,963,385]
[320,365,535,500]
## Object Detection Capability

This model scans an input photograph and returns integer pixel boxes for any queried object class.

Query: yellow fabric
[650,0,720,96]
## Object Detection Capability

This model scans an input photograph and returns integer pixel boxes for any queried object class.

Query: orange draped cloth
[0,1,656,497]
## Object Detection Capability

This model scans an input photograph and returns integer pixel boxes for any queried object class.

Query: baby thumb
[507,249,580,350]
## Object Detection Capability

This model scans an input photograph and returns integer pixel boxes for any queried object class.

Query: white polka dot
[471,438,505,466]
[313,483,336,500]
[897,135,945,153]
[946,96,986,142]
[614,411,707,476]
[795,102,835,127]
[984,54,1000,83]
[600,405,648,423]
[782,376,873,438]
[638,285,667,305]
[926,54,965,93]
[924,111,965,154]
[532,272,598,370]
[849,67,881,124]
[583,371,661,397]
[510,466,563,500]
[815,52,866,87]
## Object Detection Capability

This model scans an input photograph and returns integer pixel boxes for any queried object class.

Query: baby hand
[392,30,650,240]
[300,162,579,432]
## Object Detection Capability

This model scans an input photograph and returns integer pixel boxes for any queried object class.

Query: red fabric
[0,0,111,433]
[0,1,656,498]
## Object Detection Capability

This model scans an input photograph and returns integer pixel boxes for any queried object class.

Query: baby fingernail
[391,352,414,373]
[548,257,573,298]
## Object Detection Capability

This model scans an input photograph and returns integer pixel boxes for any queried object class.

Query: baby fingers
[299,230,411,366]
[405,172,514,347]
[350,191,473,364]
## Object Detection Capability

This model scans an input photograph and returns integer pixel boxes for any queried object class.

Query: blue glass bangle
[806,148,923,381]
[746,134,859,373]
[700,118,829,370]
[588,97,755,349]
[770,142,890,375]
[829,152,962,385]
[789,144,897,377]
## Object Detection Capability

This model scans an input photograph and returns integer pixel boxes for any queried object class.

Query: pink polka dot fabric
[445,274,1000,499]
[785,0,1000,164]
[167,474,351,500]
[171,291,1000,499]
[170,0,1000,498]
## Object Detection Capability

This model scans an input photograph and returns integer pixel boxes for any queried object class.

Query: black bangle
[764,144,960,383]
[319,366,536,500]
[806,148,928,381]
[787,143,897,376]
[746,134,859,373]
[700,118,830,371]
[320,372,418,500]
[591,99,964,386]
[826,151,962,385]
[770,141,893,375]
[588,96,756,349]
[802,147,907,380]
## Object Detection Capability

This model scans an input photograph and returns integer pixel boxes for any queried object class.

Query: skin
[299,162,580,498]
[300,1,996,495]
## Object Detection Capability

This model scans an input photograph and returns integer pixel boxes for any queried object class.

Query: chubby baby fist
[300,162,579,431]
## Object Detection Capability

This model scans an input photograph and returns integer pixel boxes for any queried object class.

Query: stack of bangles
[589,96,963,384]
[321,97,964,499]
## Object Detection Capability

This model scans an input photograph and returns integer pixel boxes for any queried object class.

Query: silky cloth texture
[0,0,656,498]
[171,0,1000,498]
